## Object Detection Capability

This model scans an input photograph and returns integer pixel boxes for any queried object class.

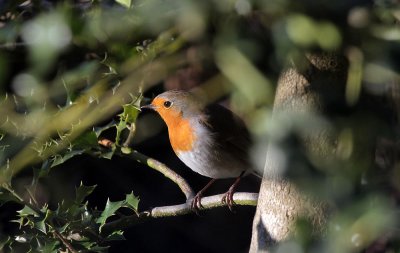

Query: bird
[141,90,254,211]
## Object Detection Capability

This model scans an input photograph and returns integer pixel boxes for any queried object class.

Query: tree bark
[249,53,348,252]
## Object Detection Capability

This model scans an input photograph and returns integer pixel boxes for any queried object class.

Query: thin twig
[2,183,42,215]
[122,124,136,147]
[53,230,78,253]
[99,139,195,200]
[101,192,258,235]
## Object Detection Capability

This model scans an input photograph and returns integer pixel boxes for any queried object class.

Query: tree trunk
[249,53,348,252]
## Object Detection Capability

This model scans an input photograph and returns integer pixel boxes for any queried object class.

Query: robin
[141,90,254,211]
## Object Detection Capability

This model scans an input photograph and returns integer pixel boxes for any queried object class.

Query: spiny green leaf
[125,192,139,213]
[96,199,125,231]
[120,104,140,125]
[18,205,39,217]
[73,131,98,149]
[34,218,47,234]
[104,230,125,241]
[51,149,85,168]
[38,240,59,253]
[115,120,127,146]
[94,120,117,138]
[75,182,96,204]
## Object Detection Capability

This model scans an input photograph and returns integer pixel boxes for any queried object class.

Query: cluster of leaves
[0,94,142,252]
[1,182,139,252]
[0,0,400,252]
[0,1,156,251]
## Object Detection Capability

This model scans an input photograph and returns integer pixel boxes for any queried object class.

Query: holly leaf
[120,104,140,125]
[51,149,85,168]
[18,205,39,217]
[96,199,125,231]
[34,211,49,234]
[75,182,96,204]
[73,131,98,149]
[38,240,59,253]
[115,120,127,146]
[104,230,125,241]
[94,120,117,138]
[125,192,139,213]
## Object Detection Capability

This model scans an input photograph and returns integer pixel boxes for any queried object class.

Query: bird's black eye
[163,100,172,108]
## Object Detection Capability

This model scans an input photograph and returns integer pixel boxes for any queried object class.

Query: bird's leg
[222,171,245,211]
[191,178,216,212]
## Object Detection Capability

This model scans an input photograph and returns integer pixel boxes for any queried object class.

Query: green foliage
[1,182,139,252]
[0,0,400,252]
[97,192,140,231]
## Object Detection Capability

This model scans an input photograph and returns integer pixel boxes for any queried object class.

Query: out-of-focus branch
[101,192,258,235]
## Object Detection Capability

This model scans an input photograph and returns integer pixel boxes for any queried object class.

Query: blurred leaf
[116,0,132,8]
[96,199,125,231]
[0,236,10,250]
[121,146,132,154]
[33,160,51,184]
[0,190,19,205]
[104,230,125,241]
[75,182,97,204]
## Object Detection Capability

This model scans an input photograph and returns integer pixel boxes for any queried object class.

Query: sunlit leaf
[125,192,139,213]
[96,199,125,231]
[116,0,132,8]
[120,103,140,125]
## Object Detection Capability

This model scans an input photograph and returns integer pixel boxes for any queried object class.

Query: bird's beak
[140,104,156,110]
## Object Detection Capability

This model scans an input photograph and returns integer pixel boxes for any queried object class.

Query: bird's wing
[202,104,252,167]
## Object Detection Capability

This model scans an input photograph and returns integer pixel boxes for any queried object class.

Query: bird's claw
[191,193,203,215]
[222,190,235,212]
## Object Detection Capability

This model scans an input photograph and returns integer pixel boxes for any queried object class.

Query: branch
[98,139,195,200]
[101,192,258,235]
[53,230,78,253]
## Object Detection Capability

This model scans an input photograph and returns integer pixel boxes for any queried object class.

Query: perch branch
[101,192,258,235]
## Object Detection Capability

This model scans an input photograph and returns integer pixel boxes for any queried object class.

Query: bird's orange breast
[159,110,196,152]
[168,117,196,152]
